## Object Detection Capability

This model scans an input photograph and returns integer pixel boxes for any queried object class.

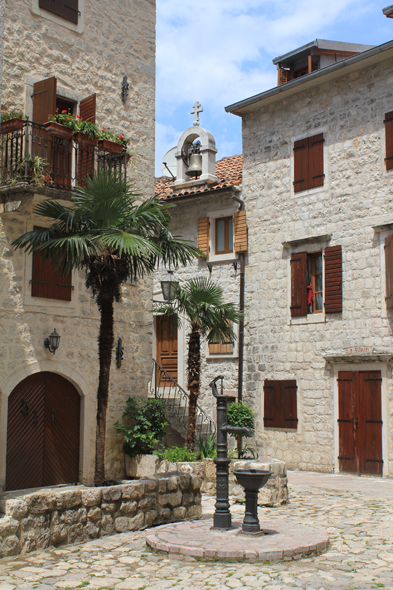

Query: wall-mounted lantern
[44,329,61,355]
[161,270,179,302]
[116,338,124,368]
[122,74,129,103]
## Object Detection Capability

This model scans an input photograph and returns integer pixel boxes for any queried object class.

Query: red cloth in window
[307,285,314,306]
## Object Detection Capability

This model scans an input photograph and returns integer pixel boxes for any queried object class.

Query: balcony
[0,120,128,192]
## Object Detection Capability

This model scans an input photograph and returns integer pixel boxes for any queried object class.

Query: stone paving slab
[146,517,329,561]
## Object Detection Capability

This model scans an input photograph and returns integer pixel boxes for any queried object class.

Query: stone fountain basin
[233,469,272,492]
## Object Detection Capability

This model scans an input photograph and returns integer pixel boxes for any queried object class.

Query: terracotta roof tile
[155,154,242,199]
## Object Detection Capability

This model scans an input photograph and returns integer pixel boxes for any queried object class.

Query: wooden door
[338,370,383,476]
[6,372,80,491]
[156,315,178,383]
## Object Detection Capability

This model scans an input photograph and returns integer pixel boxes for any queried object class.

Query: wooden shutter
[32,77,57,124]
[80,94,96,124]
[309,133,324,188]
[290,251,307,317]
[263,380,280,427]
[338,371,357,473]
[384,111,393,171]
[39,0,79,24]
[281,380,298,429]
[293,138,308,193]
[197,217,209,258]
[31,227,72,301]
[77,94,97,186]
[324,245,342,313]
[384,235,393,309]
[234,211,248,253]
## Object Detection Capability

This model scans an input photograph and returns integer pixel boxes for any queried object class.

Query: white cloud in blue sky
[155,1,392,175]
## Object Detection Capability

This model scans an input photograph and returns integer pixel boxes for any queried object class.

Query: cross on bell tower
[190,101,203,127]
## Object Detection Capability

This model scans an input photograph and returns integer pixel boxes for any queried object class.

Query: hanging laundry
[307,285,314,306]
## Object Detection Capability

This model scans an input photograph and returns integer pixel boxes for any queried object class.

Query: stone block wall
[0,473,202,557]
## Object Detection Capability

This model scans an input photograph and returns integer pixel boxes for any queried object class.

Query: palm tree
[156,277,243,451]
[11,171,200,485]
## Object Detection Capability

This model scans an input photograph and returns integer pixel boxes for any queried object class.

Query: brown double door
[338,370,383,476]
[6,372,80,491]
[156,315,178,383]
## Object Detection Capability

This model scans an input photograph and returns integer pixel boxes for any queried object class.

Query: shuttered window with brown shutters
[32,77,57,125]
[234,210,248,253]
[77,94,97,186]
[384,235,393,309]
[197,217,209,258]
[324,245,342,313]
[31,228,72,301]
[263,380,298,429]
[384,111,393,171]
[290,251,307,317]
[39,0,79,24]
[209,323,234,355]
[293,134,324,192]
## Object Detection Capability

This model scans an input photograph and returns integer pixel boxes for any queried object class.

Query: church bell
[185,141,202,178]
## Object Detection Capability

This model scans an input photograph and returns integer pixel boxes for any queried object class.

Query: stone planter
[125,454,160,478]
[73,132,98,146]
[43,121,73,139]
[0,118,25,134]
[98,139,124,154]
[157,460,205,479]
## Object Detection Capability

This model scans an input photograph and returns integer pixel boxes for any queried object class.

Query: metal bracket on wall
[116,337,124,368]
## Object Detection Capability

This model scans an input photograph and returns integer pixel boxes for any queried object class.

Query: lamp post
[44,328,61,354]
[161,270,178,302]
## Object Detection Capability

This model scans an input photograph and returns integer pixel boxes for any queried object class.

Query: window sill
[206,353,238,360]
[290,313,325,325]
[207,253,238,264]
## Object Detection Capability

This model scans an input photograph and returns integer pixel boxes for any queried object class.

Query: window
[215,216,233,254]
[384,234,393,308]
[31,227,73,301]
[38,0,79,24]
[384,111,393,171]
[290,245,342,317]
[293,133,324,193]
[209,328,234,355]
[263,380,298,429]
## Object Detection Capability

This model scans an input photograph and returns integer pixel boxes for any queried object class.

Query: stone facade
[0,473,202,557]
[0,0,156,491]
[232,44,393,475]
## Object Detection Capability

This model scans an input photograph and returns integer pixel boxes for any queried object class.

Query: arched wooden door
[6,372,80,491]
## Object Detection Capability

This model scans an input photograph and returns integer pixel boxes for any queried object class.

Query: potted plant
[44,109,76,139]
[1,110,27,134]
[74,119,99,146]
[115,397,167,478]
[227,402,256,459]
[98,129,128,154]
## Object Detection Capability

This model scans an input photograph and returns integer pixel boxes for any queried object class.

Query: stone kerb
[0,473,202,558]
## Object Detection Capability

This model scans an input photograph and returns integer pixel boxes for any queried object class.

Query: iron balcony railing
[151,358,216,442]
[0,120,128,191]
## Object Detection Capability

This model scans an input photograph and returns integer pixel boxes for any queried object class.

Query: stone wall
[0,473,202,557]
[240,53,393,475]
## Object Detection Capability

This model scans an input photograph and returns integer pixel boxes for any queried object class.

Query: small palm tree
[11,171,200,485]
[157,277,243,451]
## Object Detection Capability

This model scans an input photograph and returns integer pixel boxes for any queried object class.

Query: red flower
[119,135,124,139]
[67,117,70,121]
[62,110,67,113]
[76,114,80,118]
[102,129,105,132]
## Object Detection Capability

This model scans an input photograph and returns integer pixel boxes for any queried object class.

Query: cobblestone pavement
[1,471,392,590]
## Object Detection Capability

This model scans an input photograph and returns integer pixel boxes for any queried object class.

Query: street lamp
[161,270,178,301]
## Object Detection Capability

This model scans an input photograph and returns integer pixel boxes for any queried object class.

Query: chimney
[383,5,393,18]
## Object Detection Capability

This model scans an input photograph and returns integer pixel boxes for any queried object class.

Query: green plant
[48,109,78,130]
[198,433,217,458]
[98,128,129,147]
[115,397,167,458]
[154,446,199,462]
[76,120,99,138]
[1,109,27,121]
[227,402,255,459]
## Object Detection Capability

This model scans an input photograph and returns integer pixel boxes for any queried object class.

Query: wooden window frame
[38,0,79,25]
[307,252,323,314]
[31,226,73,302]
[263,380,298,430]
[293,133,325,193]
[208,322,235,356]
[215,216,234,255]
[384,111,393,171]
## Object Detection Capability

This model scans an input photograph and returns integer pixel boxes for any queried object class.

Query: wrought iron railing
[151,359,216,442]
[0,120,127,191]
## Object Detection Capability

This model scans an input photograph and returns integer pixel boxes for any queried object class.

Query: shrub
[227,402,254,436]
[198,434,217,458]
[1,110,27,121]
[154,446,199,462]
[115,397,167,458]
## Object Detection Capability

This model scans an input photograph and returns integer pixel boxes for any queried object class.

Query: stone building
[0,0,155,492]
[225,37,393,477]
[154,112,245,438]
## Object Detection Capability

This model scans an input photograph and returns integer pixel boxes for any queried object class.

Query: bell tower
[173,102,218,189]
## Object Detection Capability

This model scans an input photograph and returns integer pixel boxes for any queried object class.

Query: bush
[198,434,217,458]
[227,402,254,437]
[154,446,199,462]
[115,397,167,458]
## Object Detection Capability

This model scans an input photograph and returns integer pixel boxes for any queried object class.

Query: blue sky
[155,1,393,176]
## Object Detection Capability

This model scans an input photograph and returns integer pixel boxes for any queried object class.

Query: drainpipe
[231,191,245,404]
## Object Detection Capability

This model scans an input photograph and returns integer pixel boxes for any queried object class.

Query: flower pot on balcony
[0,118,25,134]
[73,132,99,147]
[98,139,124,154]
[43,121,73,139]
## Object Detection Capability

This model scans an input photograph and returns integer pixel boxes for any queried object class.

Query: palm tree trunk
[186,322,200,451]
[94,291,115,486]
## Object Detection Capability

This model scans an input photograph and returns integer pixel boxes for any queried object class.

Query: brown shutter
[384,111,393,171]
[293,138,308,193]
[264,380,280,427]
[234,211,247,253]
[324,245,342,313]
[290,251,307,317]
[281,380,298,429]
[31,227,72,301]
[32,77,57,124]
[80,94,96,123]
[197,217,209,258]
[309,133,324,188]
[39,0,79,24]
[385,235,393,309]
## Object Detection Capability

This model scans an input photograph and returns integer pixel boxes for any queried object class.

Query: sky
[155,1,393,176]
